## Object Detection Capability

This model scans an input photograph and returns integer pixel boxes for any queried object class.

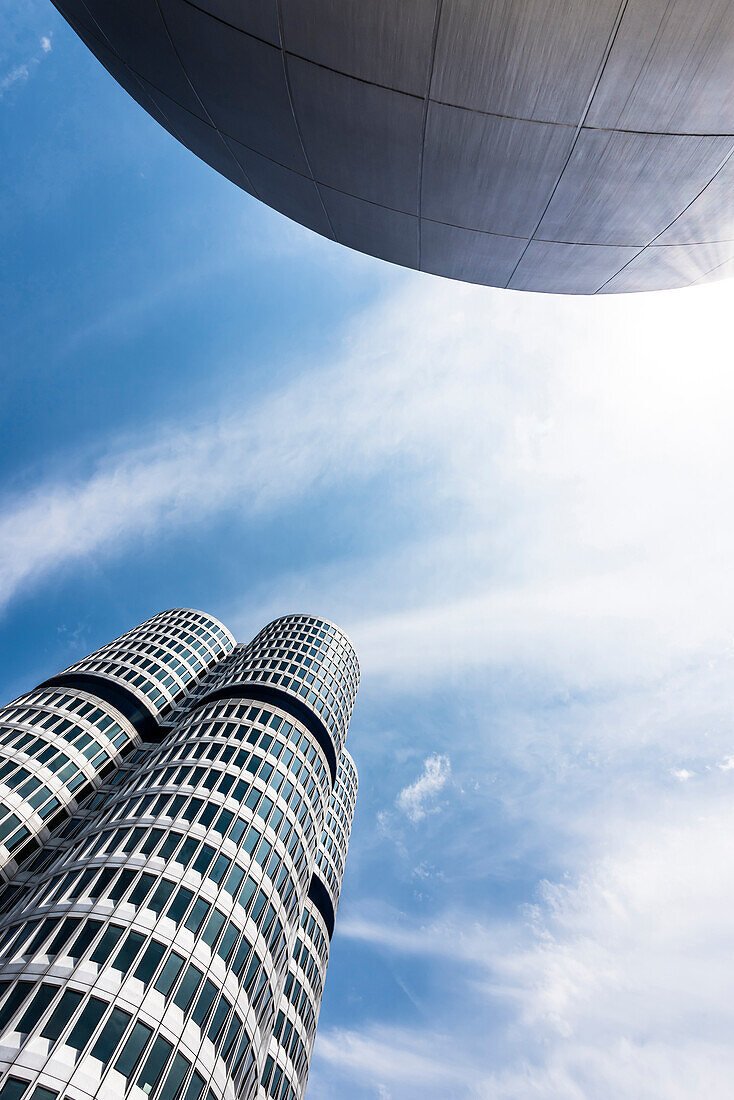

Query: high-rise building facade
[0,611,358,1100]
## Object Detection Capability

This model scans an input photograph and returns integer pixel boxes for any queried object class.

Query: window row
[10,848,290,961]
[281,970,317,1040]
[270,1006,310,1095]
[261,1051,298,1100]
[0,977,250,1100]
[0,692,125,744]
[82,769,311,880]
[0,1078,58,1100]
[0,898,281,1058]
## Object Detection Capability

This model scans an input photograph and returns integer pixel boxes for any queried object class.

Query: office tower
[53,0,734,293]
[0,611,359,1100]
[260,750,357,1100]
[0,609,235,885]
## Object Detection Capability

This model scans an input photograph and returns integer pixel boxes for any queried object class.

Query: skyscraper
[0,610,359,1100]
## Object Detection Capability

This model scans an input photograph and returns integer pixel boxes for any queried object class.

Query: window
[112,930,145,975]
[68,918,103,959]
[16,984,57,1034]
[114,1019,152,1078]
[129,873,156,906]
[0,1081,30,1100]
[161,883,189,924]
[184,897,209,934]
[91,924,124,964]
[155,952,184,997]
[41,989,83,1043]
[25,919,60,955]
[158,1051,190,1100]
[202,910,225,949]
[217,925,238,962]
[109,868,136,902]
[191,980,217,1027]
[173,965,202,1012]
[148,879,175,914]
[134,941,165,984]
[182,1070,205,1100]
[66,996,107,1052]
[90,1006,132,1063]
[0,982,33,1031]
[136,1033,173,1096]
[207,995,230,1044]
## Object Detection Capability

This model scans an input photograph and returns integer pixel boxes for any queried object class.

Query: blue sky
[5,4,734,1098]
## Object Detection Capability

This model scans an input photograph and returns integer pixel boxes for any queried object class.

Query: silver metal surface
[53,0,734,293]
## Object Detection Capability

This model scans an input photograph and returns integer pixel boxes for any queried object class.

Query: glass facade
[0,610,235,885]
[259,750,358,1100]
[0,612,358,1100]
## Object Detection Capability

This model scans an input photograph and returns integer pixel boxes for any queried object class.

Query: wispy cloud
[0,33,52,98]
[314,1024,490,1096]
[396,754,451,823]
[217,275,734,712]
[332,785,734,1099]
[0,279,479,612]
[7,272,734,709]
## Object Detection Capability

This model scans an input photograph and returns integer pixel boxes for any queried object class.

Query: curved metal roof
[54,0,734,293]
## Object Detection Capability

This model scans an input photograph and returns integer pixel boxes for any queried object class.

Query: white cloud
[333,789,734,1099]
[671,768,694,781]
[210,274,734,714]
[0,279,490,613]
[338,911,498,969]
[7,270,734,714]
[395,754,451,823]
[314,1024,489,1095]
[0,63,29,94]
[0,29,52,98]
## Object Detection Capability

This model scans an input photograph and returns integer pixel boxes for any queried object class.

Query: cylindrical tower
[0,610,234,884]
[0,616,358,1100]
[43,608,236,735]
[172,615,360,775]
[259,750,358,1100]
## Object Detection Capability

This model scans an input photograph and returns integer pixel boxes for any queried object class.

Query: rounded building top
[53,0,734,294]
[43,608,235,728]
[174,614,359,780]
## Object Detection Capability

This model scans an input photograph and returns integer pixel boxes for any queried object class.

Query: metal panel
[159,0,309,173]
[280,0,436,96]
[139,81,258,192]
[184,0,280,46]
[82,0,206,118]
[600,241,734,292]
[538,128,733,245]
[508,240,639,293]
[656,150,734,245]
[692,255,734,285]
[422,101,574,236]
[587,0,734,133]
[321,187,419,269]
[225,139,334,237]
[63,14,176,133]
[420,221,527,285]
[288,58,424,212]
[431,0,621,123]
